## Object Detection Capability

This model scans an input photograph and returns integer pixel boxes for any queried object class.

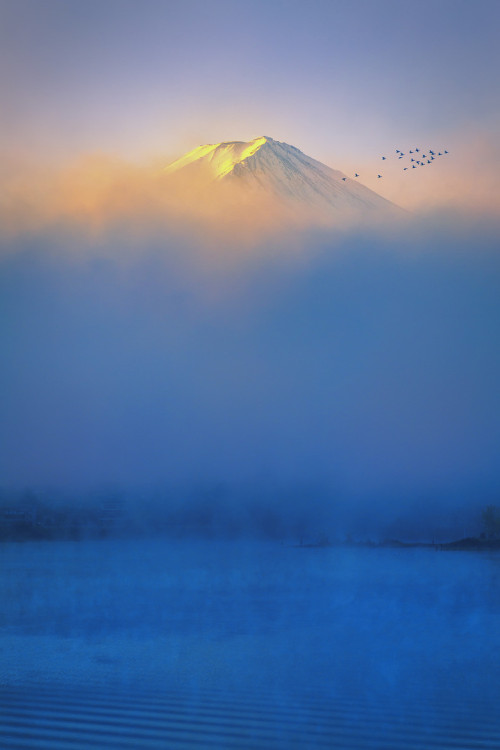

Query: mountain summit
[165,136,401,220]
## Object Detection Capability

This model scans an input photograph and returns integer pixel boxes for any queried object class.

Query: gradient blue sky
[1,0,499,168]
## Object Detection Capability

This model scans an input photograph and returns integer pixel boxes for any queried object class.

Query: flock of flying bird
[341,147,449,182]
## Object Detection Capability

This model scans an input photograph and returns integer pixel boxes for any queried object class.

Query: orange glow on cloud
[0,152,375,250]
[1,128,498,255]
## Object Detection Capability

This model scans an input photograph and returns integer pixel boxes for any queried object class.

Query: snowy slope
[165,136,400,218]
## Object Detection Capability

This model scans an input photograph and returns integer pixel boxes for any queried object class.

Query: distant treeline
[0,490,498,544]
[0,490,317,542]
[0,493,128,541]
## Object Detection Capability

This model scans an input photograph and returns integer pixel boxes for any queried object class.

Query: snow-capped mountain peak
[165,136,401,219]
[165,136,273,179]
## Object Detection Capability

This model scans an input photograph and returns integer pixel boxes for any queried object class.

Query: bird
[444,150,449,154]
[411,158,415,162]
[412,165,416,168]
[342,177,347,181]
[427,159,431,164]
[409,150,413,154]
[382,156,387,160]
[395,149,400,153]
[398,156,403,159]
[429,150,435,155]
[354,173,359,177]
[438,152,442,156]
[377,174,382,178]
[415,148,420,152]
[403,167,408,171]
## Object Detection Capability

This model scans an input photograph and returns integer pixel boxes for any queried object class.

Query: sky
[1,1,500,537]
[1,0,499,207]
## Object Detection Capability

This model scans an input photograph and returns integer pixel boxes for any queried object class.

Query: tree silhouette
[481,505,500,538]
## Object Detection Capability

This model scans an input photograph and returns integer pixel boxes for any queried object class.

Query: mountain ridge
[165,136,402,220]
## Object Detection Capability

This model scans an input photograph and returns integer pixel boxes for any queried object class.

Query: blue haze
[1,228,500,539]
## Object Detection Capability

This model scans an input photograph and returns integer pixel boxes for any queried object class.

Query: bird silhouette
[342,177,347,181]
[354,173,359,177]
[373,144,448,176]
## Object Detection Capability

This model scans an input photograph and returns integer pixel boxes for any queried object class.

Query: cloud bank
[1,145,499,539]
[2,132,499,258]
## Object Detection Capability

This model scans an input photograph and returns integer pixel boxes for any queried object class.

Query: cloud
[0,148,431,259]
[2,129,500,271]
[1,218,499,503]
[0,152,321,252]
[1,142,500,539]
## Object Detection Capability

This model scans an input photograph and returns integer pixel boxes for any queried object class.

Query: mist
[1,215,499,543]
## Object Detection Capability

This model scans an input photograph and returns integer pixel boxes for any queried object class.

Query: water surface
[1,539,499,747]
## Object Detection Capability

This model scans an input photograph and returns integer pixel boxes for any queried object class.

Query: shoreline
[294,537,500,551]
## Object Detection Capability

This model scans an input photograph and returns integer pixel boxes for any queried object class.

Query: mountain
[165,136,401,221]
